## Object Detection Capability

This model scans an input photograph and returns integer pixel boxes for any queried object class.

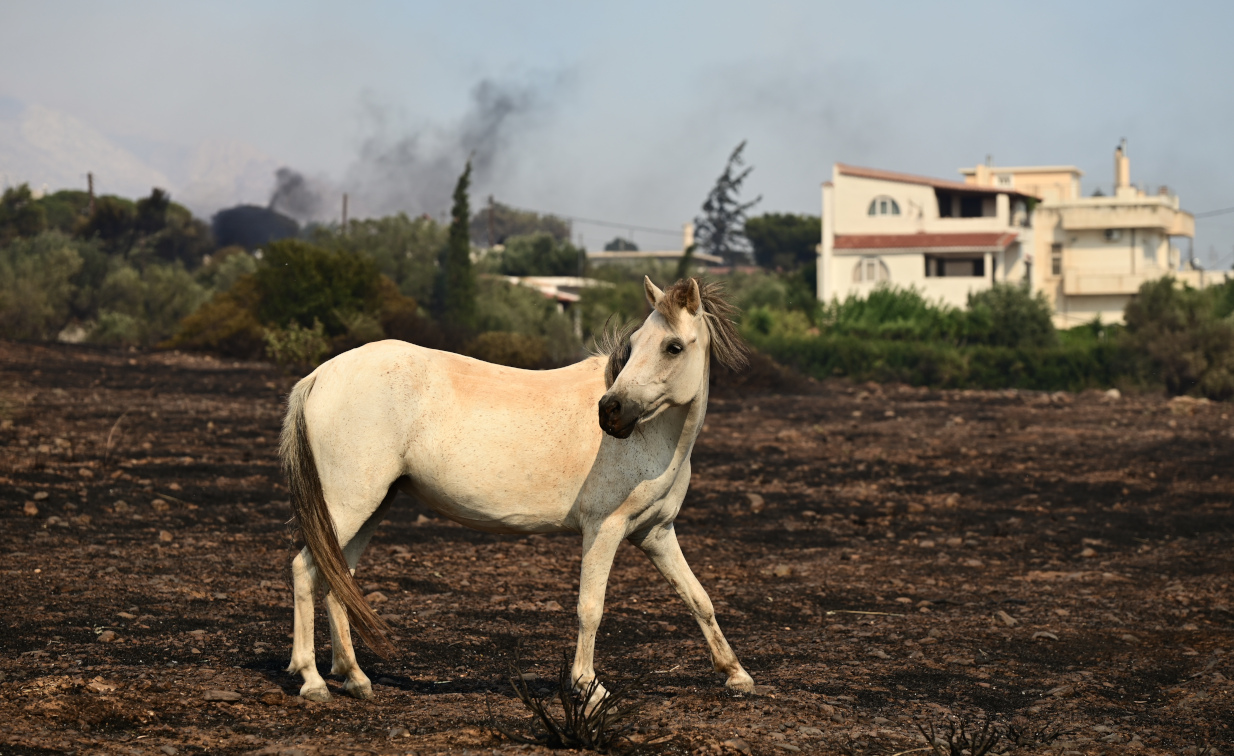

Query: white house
[819,143,1206,325]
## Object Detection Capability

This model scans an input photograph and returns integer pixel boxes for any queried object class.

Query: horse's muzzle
[598,395,637,439]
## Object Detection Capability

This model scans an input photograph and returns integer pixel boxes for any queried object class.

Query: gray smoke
[344,78,542,219]
[268,167,326,222]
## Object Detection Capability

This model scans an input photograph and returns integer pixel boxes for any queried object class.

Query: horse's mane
[595,278,749,389]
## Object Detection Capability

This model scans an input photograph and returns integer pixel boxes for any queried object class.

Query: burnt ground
[0,340,1230,756]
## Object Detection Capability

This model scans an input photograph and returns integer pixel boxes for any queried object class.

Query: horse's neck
[645,370,709,468]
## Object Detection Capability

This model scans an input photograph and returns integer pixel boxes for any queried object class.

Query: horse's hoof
[344,679,373,700]
[301,685,331,702]
[725,672,755,694]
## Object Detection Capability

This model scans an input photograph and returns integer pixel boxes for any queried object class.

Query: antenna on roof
[985,154,992,166]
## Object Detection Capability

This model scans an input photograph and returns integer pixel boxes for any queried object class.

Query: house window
[867,196,901,216]
[925,256,985,277]
[852,256,890,283]
[1104,229,1122,242]
[1051,243,1062,276]
[995,174,1013,188]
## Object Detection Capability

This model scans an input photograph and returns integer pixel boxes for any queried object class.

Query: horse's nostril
[600,397,621,418]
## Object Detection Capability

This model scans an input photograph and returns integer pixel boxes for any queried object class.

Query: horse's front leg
[571,521,626,702]
[630,523,754,693]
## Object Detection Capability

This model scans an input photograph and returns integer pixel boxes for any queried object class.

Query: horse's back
[302,340,609,532]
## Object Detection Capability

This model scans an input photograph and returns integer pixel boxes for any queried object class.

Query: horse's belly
[401,476,577,534]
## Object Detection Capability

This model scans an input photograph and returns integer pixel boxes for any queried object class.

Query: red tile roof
[834,232,1019,251]
[836,163,1039,199]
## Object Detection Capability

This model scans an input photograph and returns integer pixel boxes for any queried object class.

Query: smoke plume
[268,167,326,222]
[343,78,543,219]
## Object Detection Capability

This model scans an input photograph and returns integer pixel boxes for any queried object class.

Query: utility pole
[87,172,95,215]
[341,193,349,233]
[487,195,495,248]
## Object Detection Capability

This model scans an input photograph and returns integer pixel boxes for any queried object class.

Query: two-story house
[818,163,1036,308]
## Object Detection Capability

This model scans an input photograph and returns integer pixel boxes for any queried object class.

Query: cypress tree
[433,160,477,334]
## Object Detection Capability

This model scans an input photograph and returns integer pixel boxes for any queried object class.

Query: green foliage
[475,277,581,365]
[164,275,265,357]
[497,232,584,277]
[309,212,445,304]
[254,239,382,336]
[0,232,83,340]
[89,261,208,346]
[263,318,331,370]
[965,284,1056,348]
[467,331,548,369]
[79,195,137,248]
[470,200,570,246]
[36,190,90,233]
[1123,277,1234,399]
[0,184,48,245]
[433,161,478,333]
[745,213,819,270]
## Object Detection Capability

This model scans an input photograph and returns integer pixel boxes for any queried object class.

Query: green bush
[965,284,1056,348]
[496,232,585,277]
[88,262,207,346]
[0,232,83,340]
[309,213,445,305]
[164,275,265,357]
[263,318,331,370]
[254,239,382,335]
[475,277,581,365]
[467,331,548,369]
[1124,277,1234,399]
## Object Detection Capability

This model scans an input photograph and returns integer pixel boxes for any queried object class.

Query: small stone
[1103,388,1122,401]
[945,537,963,547]
[202,689,242,702]
[158,530,173,543]
[23,502,38,517]
[96,630,116,643]
[1048,684,1075,698]
[722,738,752,754]
[995,610,1019,627]
[746,492,765,513]
[113,500,131,513]
[212,592,229,600]
[388,726,410,738]
[259,689,285,705]
[1120,633,1140,644]
[963,558,984,568]
[918,540,936,549]
[151,499,170,513]
[906,502,926,514]
[78,467,94,478]
[798,727,823,737]
[160,746,178,756]
[542,600,563,611]
[1079,547,1097,558]
[868,648,890,660]
[772,564,792,578]
[117,612,136,620]
[1033,631,1060,641]
[365,591,388,604]
[32,491,49,501]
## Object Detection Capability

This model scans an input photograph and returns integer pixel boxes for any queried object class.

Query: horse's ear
[643,276,664,307]
[685,278,701,314]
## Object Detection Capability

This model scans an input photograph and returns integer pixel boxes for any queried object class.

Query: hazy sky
[2,1,1233,259]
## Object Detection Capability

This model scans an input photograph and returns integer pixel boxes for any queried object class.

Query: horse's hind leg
[631,523,755,693]
[324,489,396,699]
[288,547,331,701]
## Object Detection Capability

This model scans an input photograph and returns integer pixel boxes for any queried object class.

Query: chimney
[682,222,695,251]
[1115,138,1131,191]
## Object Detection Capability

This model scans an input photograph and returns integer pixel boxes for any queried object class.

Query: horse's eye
[666,342,683,355]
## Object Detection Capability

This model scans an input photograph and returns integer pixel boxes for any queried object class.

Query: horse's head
[598,276,747,439]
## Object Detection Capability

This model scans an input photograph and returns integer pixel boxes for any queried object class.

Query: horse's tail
[281,373,394,657]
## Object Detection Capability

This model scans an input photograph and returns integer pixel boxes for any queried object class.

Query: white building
[818,163,1036,309]
[818,143,1206,326]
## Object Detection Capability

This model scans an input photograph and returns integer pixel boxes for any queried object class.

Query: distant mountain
[0,96,280,220]
[0,96,169,199]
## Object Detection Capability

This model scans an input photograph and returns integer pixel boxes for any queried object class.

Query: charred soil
[0,341,1231,755]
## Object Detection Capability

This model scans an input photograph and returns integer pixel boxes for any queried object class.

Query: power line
[501,203,683,237]
[1194,206,1234,219]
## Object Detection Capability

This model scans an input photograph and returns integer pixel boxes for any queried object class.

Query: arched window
[867,196,901,216]
[852,256,890,284]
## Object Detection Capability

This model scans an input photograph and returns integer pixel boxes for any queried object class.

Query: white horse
[280,276,754,702]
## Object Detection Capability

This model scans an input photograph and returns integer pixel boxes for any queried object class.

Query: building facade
[819,143,1204,325]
